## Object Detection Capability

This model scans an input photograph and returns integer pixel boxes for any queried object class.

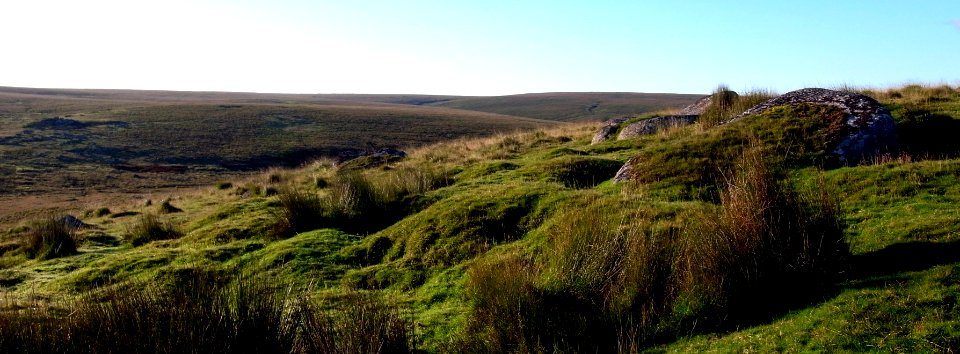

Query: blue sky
[1,0,958,95]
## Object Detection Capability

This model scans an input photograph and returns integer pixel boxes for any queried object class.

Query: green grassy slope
[1,85,959,352]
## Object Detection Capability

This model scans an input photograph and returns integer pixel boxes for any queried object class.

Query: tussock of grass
[298,293,414,353]
[272,165,452,238]
[0,274,415,353]
[699,86,777,127]
[675,147,849,324]
[21,216,77,260]
[272,187,325,237]
[126,213,183,246]
[460,148,848,352]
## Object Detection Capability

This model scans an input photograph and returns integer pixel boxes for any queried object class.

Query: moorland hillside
[1,84,959,352]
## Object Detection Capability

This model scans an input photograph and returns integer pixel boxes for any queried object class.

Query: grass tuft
[699,86,777,127]
[20,215,78,260]
[127,213,183,246]
[0,273,415,353]
[676,146,849,325]
[272,187,325,238]
[460,147,849,351]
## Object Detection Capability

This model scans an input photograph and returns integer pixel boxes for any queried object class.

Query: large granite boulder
[729,88,897,164]
[617,115,698,140]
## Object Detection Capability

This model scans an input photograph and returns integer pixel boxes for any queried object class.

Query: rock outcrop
[59,215,89,229]
[617,115,698,140]
[612,88,899,184]
[676,95,712,116]
[591,91,739,144]
[612,160,634,183]
[729,88,897,163]
[591,117,629,144]
[336,148,408,170]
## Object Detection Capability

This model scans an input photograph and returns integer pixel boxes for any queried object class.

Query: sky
[1,0,958,96]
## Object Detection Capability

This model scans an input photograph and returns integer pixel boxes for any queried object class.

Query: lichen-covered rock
[617,115,698,140]
[729,88,897,164]
[590,117,629,144]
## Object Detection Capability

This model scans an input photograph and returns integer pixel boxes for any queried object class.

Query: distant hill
[0,86,701,196]
[426,92,704,122]
[0,87,704,122]
[0,87,555,196]
[310,92,705,122]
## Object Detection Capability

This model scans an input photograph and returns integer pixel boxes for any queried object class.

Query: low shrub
[21,215,78,260]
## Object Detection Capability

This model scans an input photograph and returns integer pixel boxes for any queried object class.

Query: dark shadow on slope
[896,109,960,158]
[846,240,960,289]
[664,240,960,348]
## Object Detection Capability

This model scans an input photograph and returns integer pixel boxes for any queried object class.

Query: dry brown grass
[409,123,595,166]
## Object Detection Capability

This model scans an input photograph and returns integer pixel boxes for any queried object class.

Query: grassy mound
[624,103,850,200]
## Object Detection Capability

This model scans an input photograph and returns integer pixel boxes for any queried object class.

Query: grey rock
[374,148,407,158]
[59,215,89,229]
[676,95,713,115]
[613,160,634,183]
[617,115,698,140]
[335,148,407,165]
[591,117,629,144]
[729,88,897,164]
